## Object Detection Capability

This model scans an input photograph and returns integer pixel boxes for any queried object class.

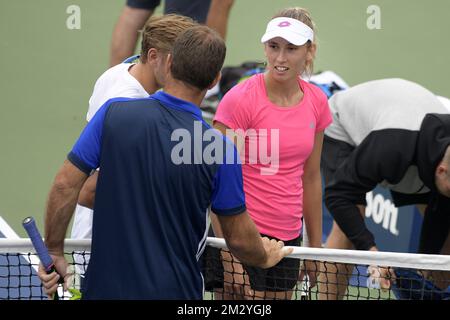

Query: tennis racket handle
[22,217,63,300]
[22,216,54,271]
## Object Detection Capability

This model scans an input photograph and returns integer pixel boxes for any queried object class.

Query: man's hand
[259,237,293,269]
[367,265,395,291]
[37,254,71,299]
[367,246,394,291]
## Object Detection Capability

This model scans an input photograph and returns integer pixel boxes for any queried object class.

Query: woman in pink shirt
[212,7,332,299]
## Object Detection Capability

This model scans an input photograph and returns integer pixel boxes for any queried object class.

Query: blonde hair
[140,14,197,63]
[272,7,317,76]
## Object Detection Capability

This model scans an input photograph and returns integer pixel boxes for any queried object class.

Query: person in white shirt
[71,14,197,245]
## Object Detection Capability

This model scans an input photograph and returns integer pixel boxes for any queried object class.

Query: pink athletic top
[214,73,332,240]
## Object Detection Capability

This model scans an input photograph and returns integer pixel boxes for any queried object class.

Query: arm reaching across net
[217,211,292,269]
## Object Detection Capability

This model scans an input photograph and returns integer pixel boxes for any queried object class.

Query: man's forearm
[45,161,87,254]
[45,184,79,253]
[218,212,267,267]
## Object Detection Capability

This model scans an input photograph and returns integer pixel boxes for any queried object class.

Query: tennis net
[0,239,89,300]
[204,238,450,300]
[0,238,449,300]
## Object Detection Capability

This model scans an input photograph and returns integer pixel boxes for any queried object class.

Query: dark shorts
[322,135,431,207]
[202,232,301,292]
[126,0,161,10]
[126,0,211,24]
[243,234,301,292]
[164,0,211,24]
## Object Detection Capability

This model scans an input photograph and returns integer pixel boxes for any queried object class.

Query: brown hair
[170,25,226,91]
[272,7,317,76]
[140,14,197,63]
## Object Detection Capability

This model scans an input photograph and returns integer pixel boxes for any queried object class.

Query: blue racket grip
[22,217,54,272]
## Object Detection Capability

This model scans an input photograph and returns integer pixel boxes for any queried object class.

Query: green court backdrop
[1,0,449,235]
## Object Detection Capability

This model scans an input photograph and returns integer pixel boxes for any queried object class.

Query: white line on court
[0,215,40,271]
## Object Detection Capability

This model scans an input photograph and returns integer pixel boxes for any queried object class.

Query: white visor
[261,17,314,46]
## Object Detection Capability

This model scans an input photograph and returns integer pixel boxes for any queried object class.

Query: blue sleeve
[67,100,112,174]
[211,139,246,216]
